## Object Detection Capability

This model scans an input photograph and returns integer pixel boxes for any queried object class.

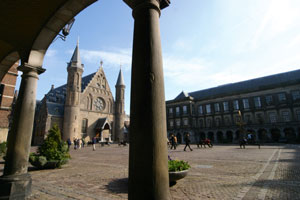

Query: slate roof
[171,69,300,102]
[68,40,83,69]
[47,102,64,116]
[116,68,125,86]
[45,72,96,105]
[95,117,109,130]
[174,91,191,101]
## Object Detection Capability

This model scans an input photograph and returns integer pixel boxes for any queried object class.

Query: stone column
[0,63,45,199]
[128,0,170,199]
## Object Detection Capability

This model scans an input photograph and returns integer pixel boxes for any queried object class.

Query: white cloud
[287,34,300,48]
[163,55,212,86]
[251,0,300,49]
[80,48,132,71]
[45,49,57,57]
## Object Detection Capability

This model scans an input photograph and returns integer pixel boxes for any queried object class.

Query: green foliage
[0,142,7,158]
[29,124,70,169]
[168,160,191,172]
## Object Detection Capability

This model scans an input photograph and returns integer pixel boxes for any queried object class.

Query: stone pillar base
[0,173,32,200]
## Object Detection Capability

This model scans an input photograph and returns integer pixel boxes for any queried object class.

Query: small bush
[29,124,70,169]
[168,160,191,172]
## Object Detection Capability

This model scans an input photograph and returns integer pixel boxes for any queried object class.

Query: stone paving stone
[1,144,300,199]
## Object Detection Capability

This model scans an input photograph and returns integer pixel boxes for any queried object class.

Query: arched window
[87,96,90,110]
[89,94,93,110]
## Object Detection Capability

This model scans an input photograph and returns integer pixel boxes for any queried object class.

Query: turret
[63,40,84,141]
[114,68,125,142]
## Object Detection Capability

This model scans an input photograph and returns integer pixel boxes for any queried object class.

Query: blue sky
[16,0,300,114]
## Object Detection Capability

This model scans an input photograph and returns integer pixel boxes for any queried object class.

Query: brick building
[166,69,300,144]
[0,62,18,142]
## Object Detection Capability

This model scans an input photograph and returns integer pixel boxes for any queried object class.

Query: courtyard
[1,144,300,200]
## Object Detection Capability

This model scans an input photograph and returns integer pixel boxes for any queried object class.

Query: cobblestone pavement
[1,144,300,200]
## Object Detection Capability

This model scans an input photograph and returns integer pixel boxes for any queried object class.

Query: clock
[94,97,105,111]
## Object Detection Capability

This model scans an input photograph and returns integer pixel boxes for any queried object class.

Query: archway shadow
[106,178,128,194]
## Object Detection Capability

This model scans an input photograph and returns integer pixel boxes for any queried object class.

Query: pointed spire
[68,38,83,69]
[100,60,103,69]
[116,67,125,86]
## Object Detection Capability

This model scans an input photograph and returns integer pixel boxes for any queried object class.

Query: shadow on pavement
[106,178,128,194]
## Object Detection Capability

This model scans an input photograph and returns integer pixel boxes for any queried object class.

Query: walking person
[67,138,72,150]
[78,138,82,149]
[170,134,176,150]
[92,137,97,151]
[73,138,77,150]
[184,133,193,151]
[82,138,85,148]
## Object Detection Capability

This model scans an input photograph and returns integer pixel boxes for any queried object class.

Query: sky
[16,0,300,114]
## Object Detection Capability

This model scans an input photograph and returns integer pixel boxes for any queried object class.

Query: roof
[171,69,300,102]
[174,91,191,101]
[95,117,110,130]
[68,41,84,69]
[47,102,64,116]
[116,68,125,86]
[45,72,96,104]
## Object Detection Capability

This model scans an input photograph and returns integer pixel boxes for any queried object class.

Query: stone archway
[258,128,268,142]
[270,128,281,142]
[217,131,223,143]
[284,128,296,143]
[208,131,214,142]
[0,1,172,199]
[226,131,233,143]
[235,130,240,141]
[176,132,182,144]
[200,132,206,140]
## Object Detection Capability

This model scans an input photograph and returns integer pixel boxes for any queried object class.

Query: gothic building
[33,42,126,145]
[166,69,300,144]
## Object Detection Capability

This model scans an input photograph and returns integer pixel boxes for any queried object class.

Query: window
[223,102,229,112]
[278,93,286,102]
[292,91,300,100]
[254,97,261,108]
[296,110,300,121]
[214,103,220,112]
[183,105,187,114]
[199,119,204,128]
[235,116,241,123]
[215,118,220,127]
[169,120,174,127]
[175,119,181,126]
[206,104,211,114]
[198,105,203,114]
[282,111,290,122]
[256,113,264,124]
[183,118,188,125]
[245,115,251,124]
[81,119,88,133]
[243,99,249,109]
[224,117,230,126]
[206,119,212,127]
[193,118,196,127]
[233,100,239,110]
[176,107,180,116]
[0,84,4,104]
[169,108,173,114]
[265,95,273,105]
[269,112,277,123]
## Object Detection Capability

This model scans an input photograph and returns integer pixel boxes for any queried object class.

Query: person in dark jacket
[184,133,193,151]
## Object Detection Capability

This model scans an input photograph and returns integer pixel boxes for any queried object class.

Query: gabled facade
[166,69,300,144]
[33,43,125,144]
